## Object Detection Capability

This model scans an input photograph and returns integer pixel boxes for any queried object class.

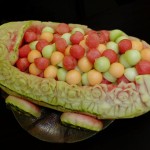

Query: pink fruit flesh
[61,112,103,132]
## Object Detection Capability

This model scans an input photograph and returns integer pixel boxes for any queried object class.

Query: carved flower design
[40,78,56,94]
[108,82,139,107]
[67,84,85,101]
[0,62,13,81]
[11,72,29,94]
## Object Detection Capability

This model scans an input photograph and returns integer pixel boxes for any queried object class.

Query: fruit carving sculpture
[0,20,150,143]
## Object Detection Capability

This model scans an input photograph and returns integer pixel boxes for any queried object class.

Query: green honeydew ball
[61,33,72,45]
[124,67,138,81]
[42,26,55,33]
[124,49,141,66]
[57,68,67,81]
[119,54,131,68]
[94,56,110,72]
[115,35,129,43]
[29,41,38,50]
[71,27,85,35]
[106,41,119,53]
[81,72,89,86]
[42,44,55,58]
[110,29,124,41]
[103,71,117,83]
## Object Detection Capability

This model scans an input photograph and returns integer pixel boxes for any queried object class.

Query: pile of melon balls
[15,23,150,86]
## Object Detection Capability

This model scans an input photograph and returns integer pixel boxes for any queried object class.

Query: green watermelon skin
[0,21,150,119]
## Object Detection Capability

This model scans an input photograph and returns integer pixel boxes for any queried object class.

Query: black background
[1,0,150,149]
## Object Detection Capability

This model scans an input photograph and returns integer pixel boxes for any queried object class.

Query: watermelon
[0,20,150,142]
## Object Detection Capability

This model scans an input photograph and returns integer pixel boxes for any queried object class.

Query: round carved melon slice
[0,20,150,120]
[5,95,42,118]
[60,112,103,132]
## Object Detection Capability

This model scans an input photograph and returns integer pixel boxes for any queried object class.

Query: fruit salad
[15,22,149,86]
[1,21,150,143]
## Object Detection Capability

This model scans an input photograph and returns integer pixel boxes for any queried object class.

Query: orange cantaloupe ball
[40,32,53,43]
[109,62,125,78]
[65,45,72,55]
[66,69,81,85]
[97,44,107,53]
[78,56,93,72]
[44,65,58,78]
[131,40,143,51]
[87,69,103,86]
[29,63,42,75]
[50,51,64,65]
[27,50,42,63]
[140,48,150,62]
[79,39,89,51]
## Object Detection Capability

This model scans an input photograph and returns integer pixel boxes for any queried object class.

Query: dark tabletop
[1,0,150,149]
